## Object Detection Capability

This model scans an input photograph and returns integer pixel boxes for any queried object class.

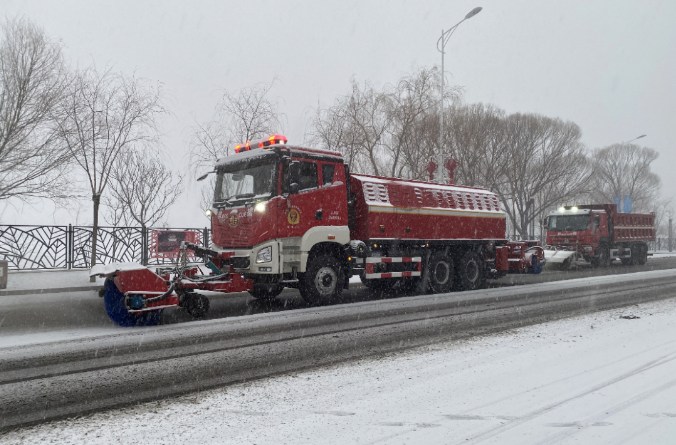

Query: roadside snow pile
[4,297,676,444]
[5,269,104,291]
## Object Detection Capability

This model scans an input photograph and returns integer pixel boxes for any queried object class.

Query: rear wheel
[455,251,486,291]
[637,244,648,265]
[591,248,609,268]
[300,255,344,305]
[104,279,163,327]
[429,252,454,293]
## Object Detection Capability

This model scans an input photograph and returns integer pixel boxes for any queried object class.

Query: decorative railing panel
[72,226,144,269]
[0,225,210,270]
[0,225,68,269]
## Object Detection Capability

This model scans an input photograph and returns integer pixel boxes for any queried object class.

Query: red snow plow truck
[543,204,655,268]
[92,134,545,326]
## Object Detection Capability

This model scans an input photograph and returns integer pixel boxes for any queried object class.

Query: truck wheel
[456,251,485,291]
[249,285,284,301]
[104,280,163,327]
[184,292,210,318]
[637,244,648,265]
[591,249,609,268]
[429,252,454,293]
[301,255,344,305]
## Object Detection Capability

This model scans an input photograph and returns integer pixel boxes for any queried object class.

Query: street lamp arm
[436,19,466,53]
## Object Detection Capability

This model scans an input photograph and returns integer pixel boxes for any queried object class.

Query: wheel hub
[465,260,479,282]
[315,267,337,296]
[434,261,451,284]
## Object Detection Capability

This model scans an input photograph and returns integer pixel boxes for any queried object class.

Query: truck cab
[207,135,350,299]
[546,208,608,247]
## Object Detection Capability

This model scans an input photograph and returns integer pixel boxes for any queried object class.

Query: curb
[0,285,102,297]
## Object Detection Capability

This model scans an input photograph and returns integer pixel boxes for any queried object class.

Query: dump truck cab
[544,204,654,268]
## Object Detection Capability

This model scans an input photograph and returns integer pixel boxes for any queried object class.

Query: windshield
[548,214,591,232]
[214,156,278,207]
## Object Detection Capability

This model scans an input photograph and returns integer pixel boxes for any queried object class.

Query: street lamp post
[436,6,482,184]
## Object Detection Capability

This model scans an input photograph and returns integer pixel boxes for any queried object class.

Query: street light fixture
[436,7,482,183]
[623,134,646,144]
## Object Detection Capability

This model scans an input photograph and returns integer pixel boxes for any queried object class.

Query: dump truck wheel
[456,251,485,291]
[637,245,648,265]
[249,285,284,301]
[301,255,343,305]
[591,248,609,268]
[429,252,454,293]
[104,279,162,327]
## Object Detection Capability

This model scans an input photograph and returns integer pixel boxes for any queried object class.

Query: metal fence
[0,225,210,270]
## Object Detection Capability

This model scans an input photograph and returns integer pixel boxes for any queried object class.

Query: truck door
[319,161,348,227]
[282,159,323,239]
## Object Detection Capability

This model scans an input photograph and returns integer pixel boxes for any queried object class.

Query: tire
[455,250,485,291]
[429,252,454,294]
[104,280,163,327]
[637,244,648,265]
[184,292,210,318]
[591,248,609,268]
[248,285,284,301]
[622,245,641,266]
[300,255,344,305]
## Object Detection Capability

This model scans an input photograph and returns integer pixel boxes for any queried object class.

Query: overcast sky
[2,0,675,227]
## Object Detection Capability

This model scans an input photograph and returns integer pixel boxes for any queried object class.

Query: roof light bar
[234,134,287,153]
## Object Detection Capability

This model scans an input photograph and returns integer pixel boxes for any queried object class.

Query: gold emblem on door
[287,209,300,225]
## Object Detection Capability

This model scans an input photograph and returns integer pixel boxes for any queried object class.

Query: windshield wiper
[226,193,256,202]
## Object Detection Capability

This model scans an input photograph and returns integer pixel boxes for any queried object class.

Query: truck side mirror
[289,161,301,194]
[543,216,549,228]
[593,214,600,227]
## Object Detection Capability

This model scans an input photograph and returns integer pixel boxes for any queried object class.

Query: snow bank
[89,262,147,277]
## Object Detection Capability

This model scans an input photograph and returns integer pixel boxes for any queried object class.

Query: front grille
[230,256,250,269]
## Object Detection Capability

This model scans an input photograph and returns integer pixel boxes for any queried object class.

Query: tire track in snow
[456,348,676,444]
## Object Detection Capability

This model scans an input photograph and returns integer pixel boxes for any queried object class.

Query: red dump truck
[543,204,655,268]
[92,135,545,326]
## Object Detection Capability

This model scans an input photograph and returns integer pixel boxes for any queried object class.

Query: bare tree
[486,113,592,238]
[589,143,661,213]
[384,67,444,178]
[189,81,283,174]
[104,147,183,227]
[653,197,674,241]
[55,66,165,267]
[311,79,391,175]
[446,103,505,187]
[0,17,72,201]
[189,81,283,214]
[309,99,362,171]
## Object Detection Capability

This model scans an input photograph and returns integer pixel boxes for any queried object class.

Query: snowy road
[2,257,675,347]
[1,269,676,431]
[3,289,676,444]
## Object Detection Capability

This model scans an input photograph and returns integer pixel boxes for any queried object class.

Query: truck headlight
[255,202,266,213]
[256,246,272,263]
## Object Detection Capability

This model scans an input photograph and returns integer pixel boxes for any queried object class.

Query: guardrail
[0,225,210,270]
